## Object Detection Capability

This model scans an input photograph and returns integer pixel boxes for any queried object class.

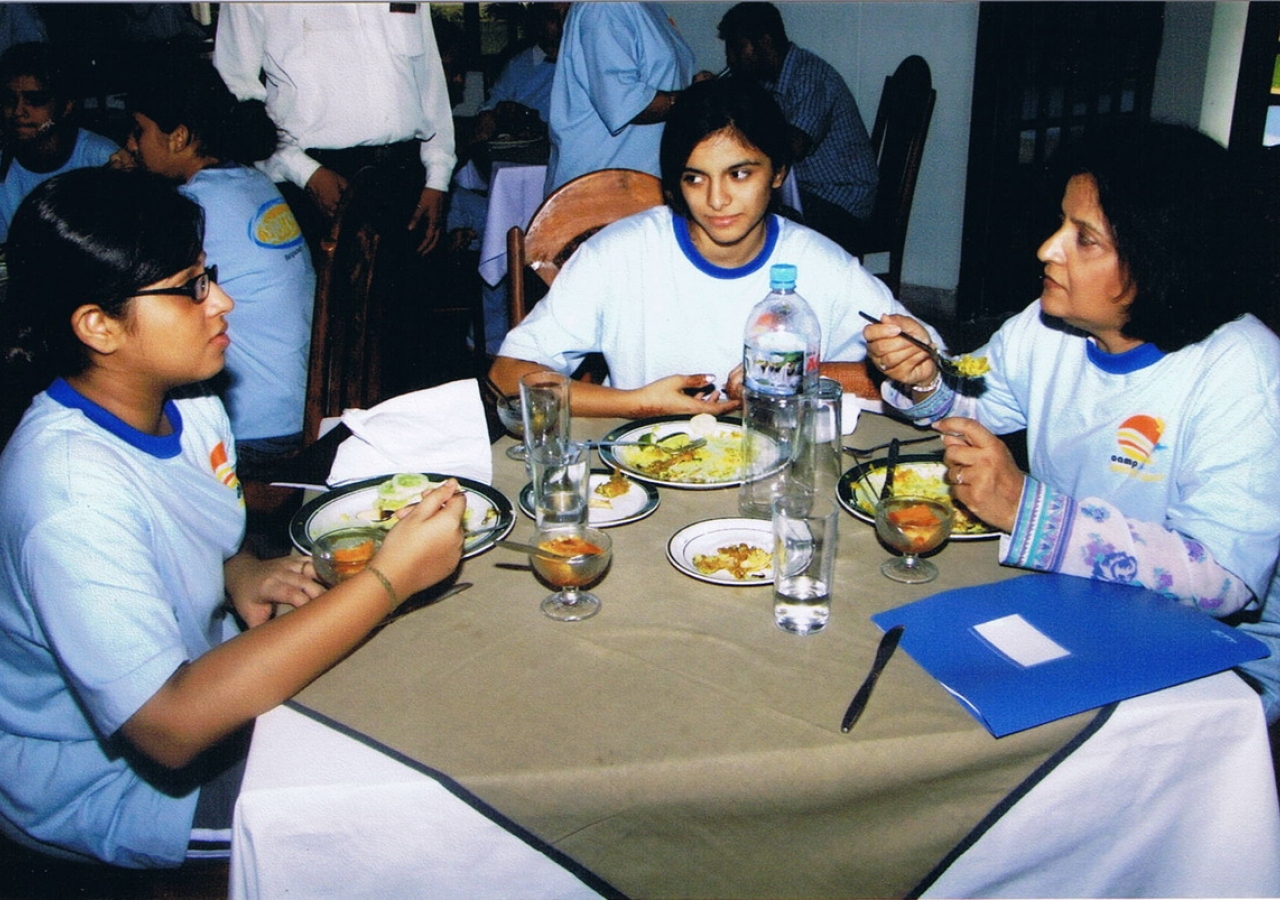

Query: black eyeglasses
[132,266,218,304]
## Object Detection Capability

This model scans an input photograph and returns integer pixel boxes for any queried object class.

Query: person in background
[717,2,877,254]
[115,54,314,481]
[213,2,455,258]
[469,2,568,151]
[546,1,712,194]
[864,121,1280,722]
[0,168,466,867]
[0,42,116,243]
[491,78,931,417]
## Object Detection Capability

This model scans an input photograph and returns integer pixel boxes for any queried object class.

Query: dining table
[230,410,1280,899]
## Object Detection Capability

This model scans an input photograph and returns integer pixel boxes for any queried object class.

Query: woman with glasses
[113,53,314,480]
[0,168,467,868]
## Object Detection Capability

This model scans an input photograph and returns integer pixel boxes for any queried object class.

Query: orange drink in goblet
[874,496,953,584]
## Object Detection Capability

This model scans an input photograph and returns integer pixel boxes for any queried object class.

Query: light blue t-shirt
[181,165,315,442]
[546,2,694,193]
[0,382,244,866]
[0,128,117,242]
[483,44,556,122]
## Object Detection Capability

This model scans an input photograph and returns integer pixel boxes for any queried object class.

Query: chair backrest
[507,168,664,326]
[303,166,387,444]
[861,55,936,295]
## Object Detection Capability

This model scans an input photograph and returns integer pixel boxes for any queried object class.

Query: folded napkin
[328,380,493,487]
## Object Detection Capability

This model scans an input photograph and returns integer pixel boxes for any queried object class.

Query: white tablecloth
[231,671,1280,898]
[474,162,550,288]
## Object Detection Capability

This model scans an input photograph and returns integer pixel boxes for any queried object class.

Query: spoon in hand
[859,311,979,381]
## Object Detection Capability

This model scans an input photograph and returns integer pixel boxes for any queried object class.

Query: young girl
[0,168,466,867]
[490,77,927,417]
[116,53,314,479]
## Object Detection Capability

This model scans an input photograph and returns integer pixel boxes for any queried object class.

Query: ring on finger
[953,469,964,486]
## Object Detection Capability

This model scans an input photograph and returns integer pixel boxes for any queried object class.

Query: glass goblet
[528,525,612,621]
[495,393,527,460]
[874,495,954,584]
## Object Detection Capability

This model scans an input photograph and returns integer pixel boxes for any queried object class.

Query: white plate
[666,518,775,586]
[598,415,750,489]
[290,474,516,558]
[519,469,660,528]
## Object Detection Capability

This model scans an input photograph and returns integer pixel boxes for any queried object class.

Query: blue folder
[871,574,1269,737]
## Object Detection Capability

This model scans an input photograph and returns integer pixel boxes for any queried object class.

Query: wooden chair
[303,166,389,445]
[506,168,664,327]
[855,55,937,296]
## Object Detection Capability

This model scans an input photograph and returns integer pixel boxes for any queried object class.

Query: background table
[231,412,1280,899]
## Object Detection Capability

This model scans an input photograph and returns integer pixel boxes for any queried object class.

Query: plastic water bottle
[738,264,822,518]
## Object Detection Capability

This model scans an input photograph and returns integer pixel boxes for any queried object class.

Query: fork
[858,311,973,380]
[586,437,707,454]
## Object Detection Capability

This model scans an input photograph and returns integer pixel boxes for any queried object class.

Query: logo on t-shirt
[209,441,243,499]
[1110,414,1166,481]
[251,199,305,250]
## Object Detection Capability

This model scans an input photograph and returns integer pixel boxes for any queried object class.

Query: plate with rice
[597,415,749,489]
[837,454,999,540]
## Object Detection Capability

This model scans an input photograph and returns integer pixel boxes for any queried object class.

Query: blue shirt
[0,128,117,242]
[483,44,556,122]
[180,165,315,442]
[547,2,695,193]
[0,384,244,866]
[763,46,877,221]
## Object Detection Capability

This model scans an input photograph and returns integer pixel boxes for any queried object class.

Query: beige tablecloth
[294,414,1095,898]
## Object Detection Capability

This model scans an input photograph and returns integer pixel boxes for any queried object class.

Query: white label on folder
[973,614,1071,667]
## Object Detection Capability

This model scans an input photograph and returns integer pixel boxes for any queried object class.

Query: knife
[880,438,900,502]
[841,625,905,733]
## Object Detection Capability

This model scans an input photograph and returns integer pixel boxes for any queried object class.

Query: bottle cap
[769,263,797,291]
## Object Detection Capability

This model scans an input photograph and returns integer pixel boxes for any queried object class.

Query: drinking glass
[528,525,612,621]
[530,441,590,530]
[311,526,385,587]
[874,495,954,584]
[519,371,571,467]
[771,494,837,635]
[496,392,527,460]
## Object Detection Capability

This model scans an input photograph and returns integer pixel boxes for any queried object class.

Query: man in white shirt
[213,2,455,256]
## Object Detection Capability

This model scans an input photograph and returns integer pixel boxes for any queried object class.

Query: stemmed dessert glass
[874,495,954,584]
[495,392,527,460]
[528,525,612,621]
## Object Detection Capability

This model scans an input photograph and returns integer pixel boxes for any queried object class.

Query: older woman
[865,122,1280,721]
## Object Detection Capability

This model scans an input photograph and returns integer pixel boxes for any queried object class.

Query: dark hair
[0,42,70,102]
[129,53,278,164]
[659,77,791,219]
[3,168,204,391]
[717,2,787,44]
[1052,121,1254,352]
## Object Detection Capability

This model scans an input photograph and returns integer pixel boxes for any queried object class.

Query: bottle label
[744,343,805,395]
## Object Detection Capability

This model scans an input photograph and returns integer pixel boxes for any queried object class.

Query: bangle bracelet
[911,373,943,394]
[363,565,399,612]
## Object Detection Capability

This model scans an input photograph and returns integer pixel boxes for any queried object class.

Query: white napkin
[327,380,494,487]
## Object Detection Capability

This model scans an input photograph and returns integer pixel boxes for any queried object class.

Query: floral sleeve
[1001,477,1256,617]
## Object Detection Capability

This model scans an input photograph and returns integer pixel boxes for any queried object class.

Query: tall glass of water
[519,371,571,468]
[771,493,838,635]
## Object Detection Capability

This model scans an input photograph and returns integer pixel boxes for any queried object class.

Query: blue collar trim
[673,213,779,279]
[48,378,185,458]
[1086,339,1165,374]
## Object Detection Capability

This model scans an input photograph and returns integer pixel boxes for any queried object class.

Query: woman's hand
[624,374,740,418]
[863,314,938,390]
[369,480,468,605]
[935,417,1025,533]
[223,553,326,628]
